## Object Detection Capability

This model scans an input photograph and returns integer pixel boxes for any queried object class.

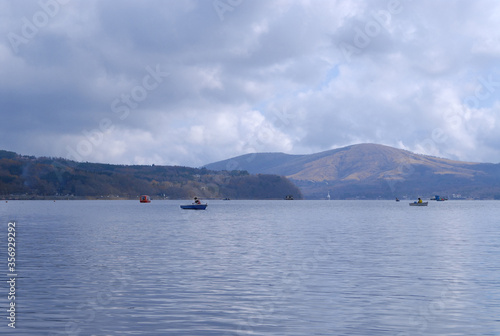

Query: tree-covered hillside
[0,150,302,200]
[205,144,500,199]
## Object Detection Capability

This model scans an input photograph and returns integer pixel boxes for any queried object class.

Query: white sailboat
[327,191,331,200]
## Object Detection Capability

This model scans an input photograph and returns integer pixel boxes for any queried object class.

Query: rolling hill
[205,143,500,199]
[0,150,302,200]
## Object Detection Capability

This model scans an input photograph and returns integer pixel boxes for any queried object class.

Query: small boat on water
[431,195,448,201]
[409,197,427,206]
[180,197,207,210]
[180,204,208,210]
[140,195,151,203]
[409,202,428,206]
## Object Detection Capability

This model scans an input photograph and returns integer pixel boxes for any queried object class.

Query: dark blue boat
[180,204,207,210]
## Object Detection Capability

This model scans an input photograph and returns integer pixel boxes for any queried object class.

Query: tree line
[0,150,302,200]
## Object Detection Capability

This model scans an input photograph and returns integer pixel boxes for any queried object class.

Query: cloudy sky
[2,0,500,167]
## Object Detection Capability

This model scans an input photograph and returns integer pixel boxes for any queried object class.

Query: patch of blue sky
[254,65,340,116]
[316,65,340,91]
[461,68,500,109]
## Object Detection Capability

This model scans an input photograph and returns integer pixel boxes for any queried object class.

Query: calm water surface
[1,200,500,335]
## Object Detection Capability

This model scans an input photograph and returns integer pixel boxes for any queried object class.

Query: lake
[1,200,500,335]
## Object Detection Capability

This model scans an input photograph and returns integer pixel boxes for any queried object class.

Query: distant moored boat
[140,195,151,203]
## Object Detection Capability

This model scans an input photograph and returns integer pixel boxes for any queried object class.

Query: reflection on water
[1,200,500,335]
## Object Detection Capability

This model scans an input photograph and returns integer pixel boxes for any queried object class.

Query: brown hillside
[206,143,500,199]
[287,143,480,182]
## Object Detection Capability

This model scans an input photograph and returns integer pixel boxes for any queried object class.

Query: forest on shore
[0,150,302,200]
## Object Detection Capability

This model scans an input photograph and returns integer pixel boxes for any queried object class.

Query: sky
[2,0,500,167]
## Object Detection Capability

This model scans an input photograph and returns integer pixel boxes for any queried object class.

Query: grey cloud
[2,0,500,166]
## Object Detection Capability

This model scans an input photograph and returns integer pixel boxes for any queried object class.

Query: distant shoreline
[1,196,491,201]
[0,196,294,201]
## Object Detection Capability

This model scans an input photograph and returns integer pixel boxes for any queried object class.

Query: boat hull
[180,204,207,210]
[409,202,428,206]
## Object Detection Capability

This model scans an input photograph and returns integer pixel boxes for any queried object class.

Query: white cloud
[2,0,500,166]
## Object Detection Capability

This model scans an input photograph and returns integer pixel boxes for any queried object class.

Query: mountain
[205,143,500,199]
[0,150,302,200]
